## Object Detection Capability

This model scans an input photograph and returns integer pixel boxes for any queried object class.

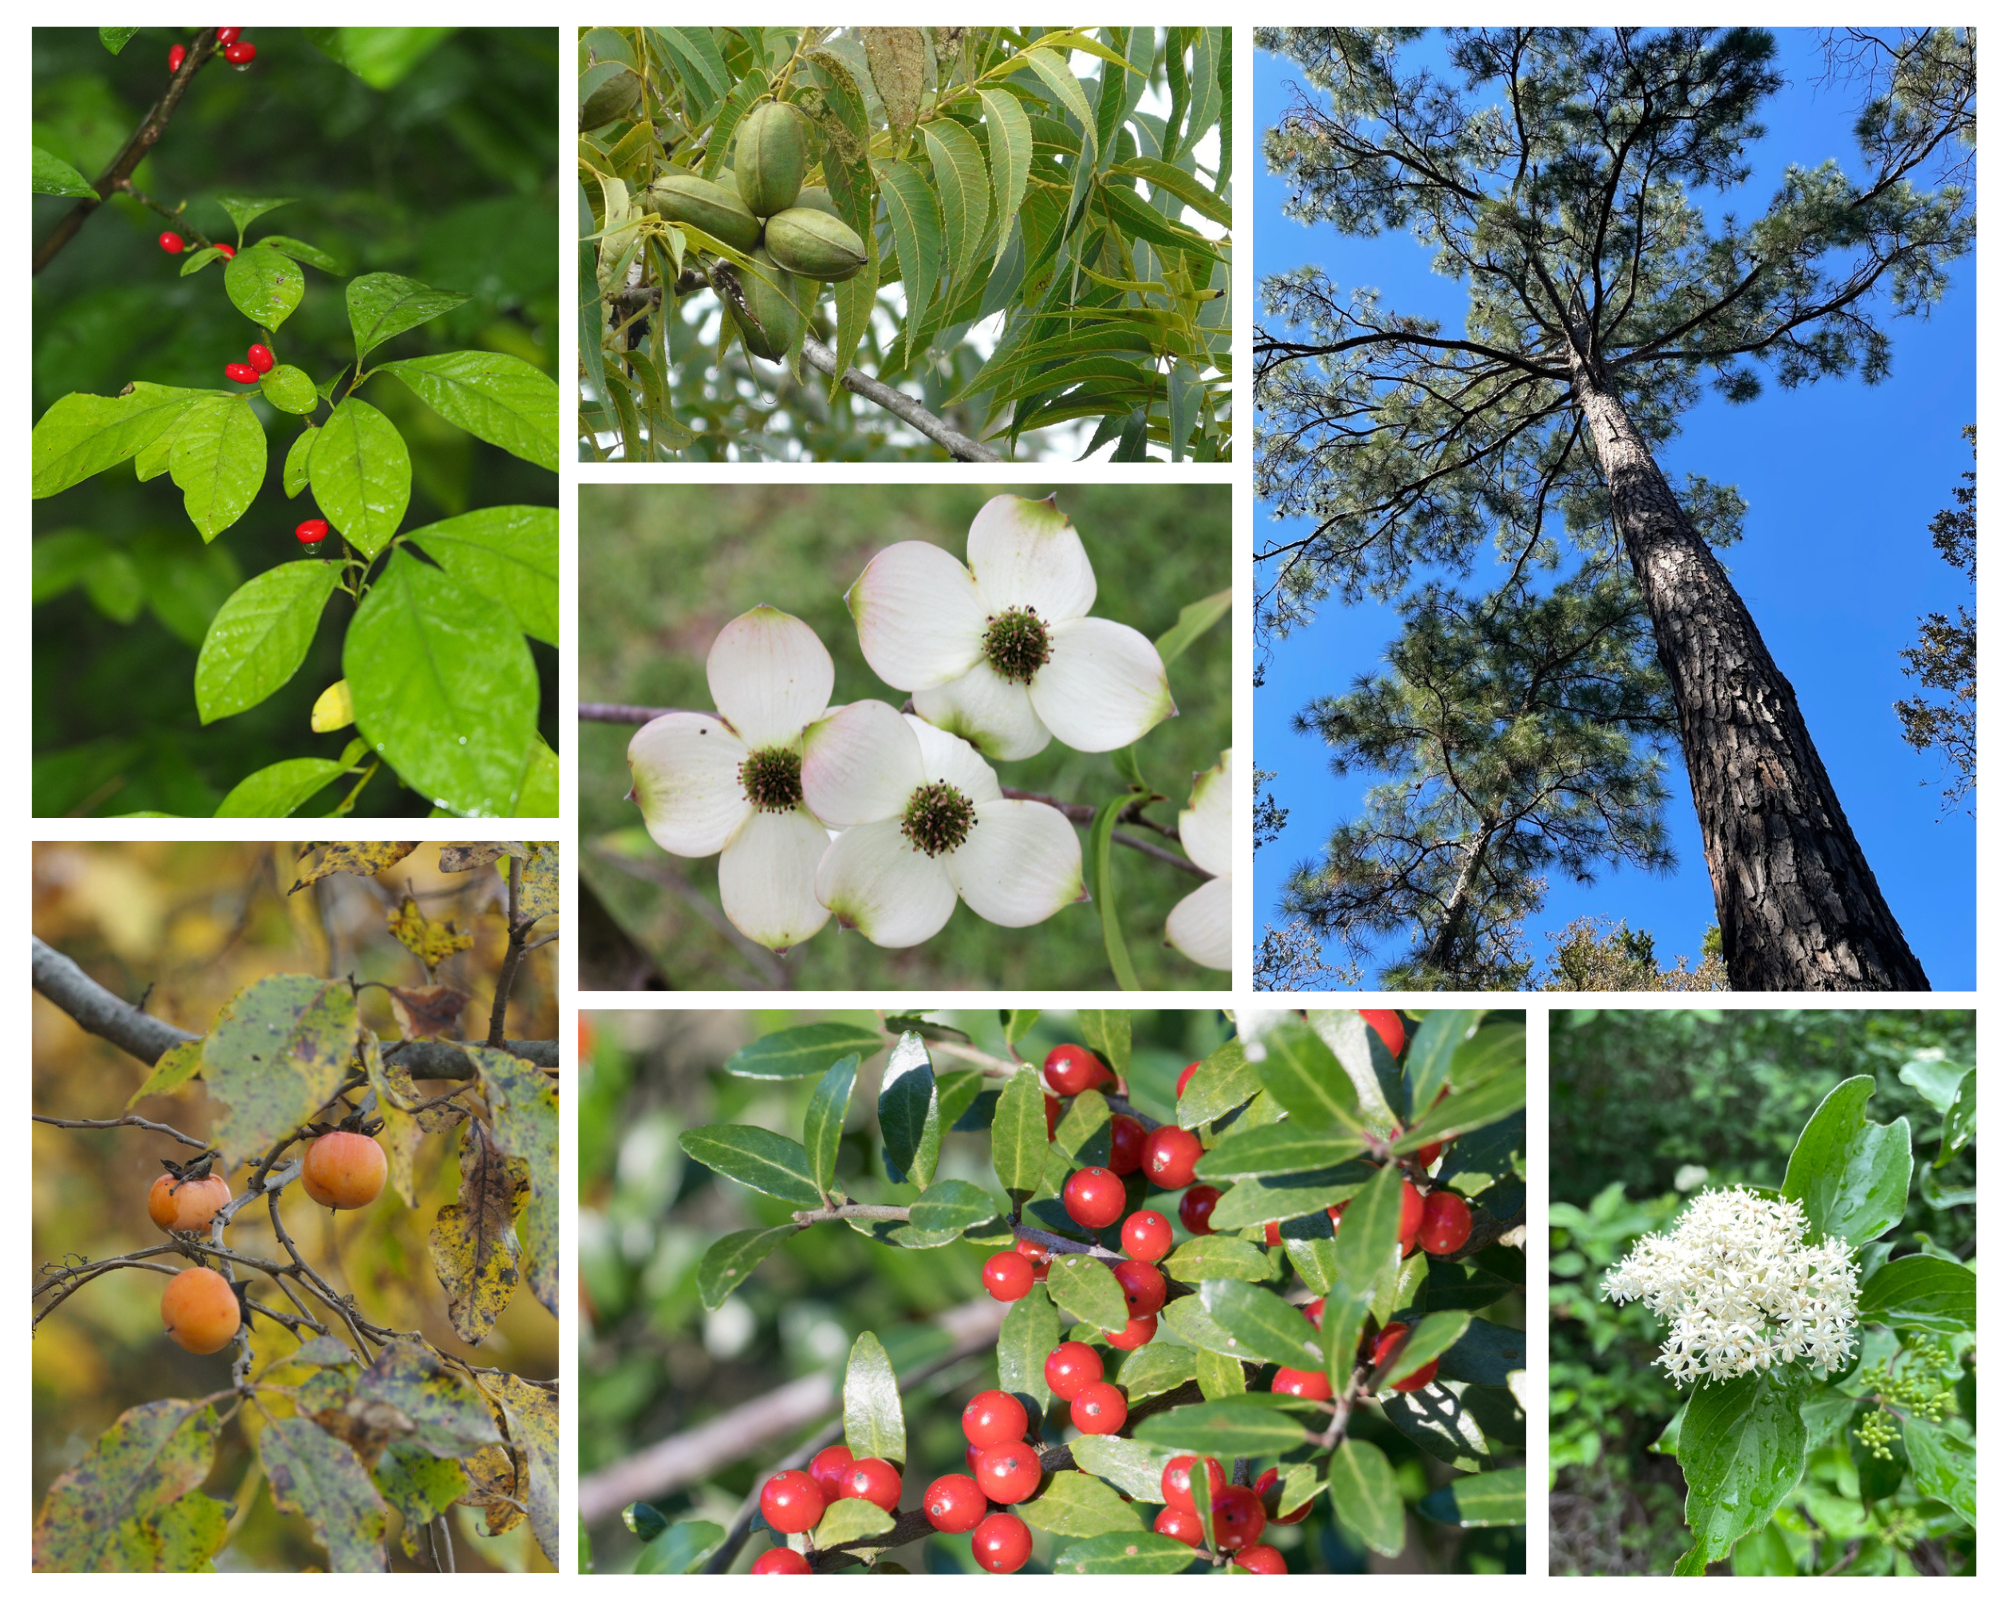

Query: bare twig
[487,856,527,1047]
[579,702,685,725]
[32,1112,207,1150]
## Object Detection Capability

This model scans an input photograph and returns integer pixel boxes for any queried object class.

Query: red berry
[1120,1209,1172,1263]
[1154,1506,1205,1547]
[1418,1141,1444,1169]
[973,1440,1040,1505]
[1327,1200,1347,1232]
[806,1444,853,1501]
[1272,1366,1332,1400]
[223,40,256,64]
[1361,1009,1406,1057]
[1301,1296,1325,1328]
[922,1473,986,1534]
[758,1470,824,1535]
[1161,1454,1223,1513]
[1069,1381,1127,1434]
[1264,1219,1282,1246]
[1062,1166,1125,1231]
[1418,1190,1473,1255]
[216,27,243,44]
[1254,1467,1312,1525]
[295,519,330,546]
[1012,1235,1051,1282]
[839,1457,901,1513]
[1373,1321,1440,1392]
[964,1442,983,1476]
[1176,1061,1200,1097]
[1043,1043,1109,1097]
[224,363,257,384]
[159,232,185,254]
[215,242,235,258]
[1044,1340,1104,1401]
[247,343,275,374]
[1103,1312,1156,1350]
[1111,1258,1166,1318]
[752,1547,811,1574]
[962,1389,1028,1448]
[168,45,187,73]
[1179,1184,1221,1235]
[1042,1093,1061,1140]
[1235,1544,1288,1573]
[1140,1126,1203,1189]
[1106,1114,1146,1175]
[1211,1485,1267,1551]
[983,1250,1034,1302]
[1399,1179,1425,1256]
[970,1511,1032,1574]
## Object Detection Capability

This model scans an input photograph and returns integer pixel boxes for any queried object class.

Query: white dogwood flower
[626,606,834,953]
[1165,748,1232,970]
[846,494,1176,760]
[800,700,1085,947]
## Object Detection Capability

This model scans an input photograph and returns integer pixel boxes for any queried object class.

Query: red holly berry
[1120,1209,1172,1263]
[1070,1381,1127,1435]
[1360,1009,1406,1057]
[806,1444,853,1501]
[223,40,256,65]
[962,1389,1028,1448]
[1211,1485,1267,1551]
[1175,1061,1200,1097]
[1140,1125,1203,1189]
[216,27,243,44]
[964,1442,983,1477]
[159,231,185,254]
[1254,1467,1313,1525]
[1301,1296,1325,1328]
[970,1511,1032,1574]
[247,343,274,373]
[1161,1454,1224,1512]
[983,1250,1034,1303]
[1103,1312,1157,1350]
[1153,1506,1205,1547]
[1418,1190,1473,1255]
[1235,1544,1288,1573]
[1272,1366,1332,1401]
[215,242,235,258]
[1180,1184,1221,1235]
[751,1547,811,1574]
[1012,1235,1051,1282]
[758,1470,824,1535]
[973,1440,1040,1505]
[922,1473,986,1534]
[168,44,187,73]
[839,1457,901,1513]
[1399,1178,1425,1256]
[1043,1043,1109,1097]
[1042,1092,1061,1140]
[295,519,330,546]
[1044,1341,1104,1400]
[1327,1200,1347,1232]
[1111,1257,1166,1319]
[1373,1321,1439,1392]
[1106,1114,1146,1175]
[224,363,257,384]
[1062,1166,1125,1231]
[1265,1219,1283,1246]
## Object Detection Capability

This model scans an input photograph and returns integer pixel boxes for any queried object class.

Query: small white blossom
[1601,1186,1860,1387]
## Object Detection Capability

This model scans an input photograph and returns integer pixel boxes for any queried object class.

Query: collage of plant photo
[26,20,1981,1582]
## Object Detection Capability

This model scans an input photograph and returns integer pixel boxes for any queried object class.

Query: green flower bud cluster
[1855,1336,1955,1457]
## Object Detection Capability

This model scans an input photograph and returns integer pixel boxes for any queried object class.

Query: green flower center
[900,780,977,857]
[739,746,804,813]
[982,606,1053,685]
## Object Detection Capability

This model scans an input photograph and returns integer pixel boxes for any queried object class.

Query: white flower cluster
[1601,1186,1860,1387]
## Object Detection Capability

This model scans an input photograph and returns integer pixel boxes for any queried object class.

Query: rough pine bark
[1565,350,1929,990]
[1420,819,1498,973]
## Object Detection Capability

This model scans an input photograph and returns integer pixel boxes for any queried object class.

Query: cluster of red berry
[158,231,232,258]
[224,342,275,385]
[1150,1454,1291,1571]
[169,27,255,74]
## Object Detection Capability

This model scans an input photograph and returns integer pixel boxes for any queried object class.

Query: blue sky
[1252,29,1977,990]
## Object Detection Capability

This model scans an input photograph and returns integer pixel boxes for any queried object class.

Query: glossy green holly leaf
[377,352,558,471]
[260,235,343,274]
[34,147,96,198]
[1327,1437,1403,1556]
[816,1496,894,1551]
[908,1179,998,1234]
[1780,1076,1912,1247]
[214,195,295,234]
[802,1053,859,1195]
[32,383,203,498]
[1402,1009,1481,1120]
[1901,1417,1975,1525]
[878,1032,940,1190]
[1418,1465,1525,1527]
[1209,1165,1377,1228]
[214,757,349,818]
[632,1518,722,1574]
[1177,1038,1259,1128]
[1377,1311,1469,1391]
[260,365,319,415]
[841,1332,905,1466]
[1435,1110,1525,1199]
[997,1284,1058,1414]
[1053,1089,1112,1167]
[1054,1531,1198,1575]
[623,1502,670,1543]
[695,1226,791,1311]
[1195,1347,1245,1399]
[1434,1316,1524,1388]
[678,1124,820,1204]
[1199,1278,1324,1370]
[224,244,305,331]
[1253,1018,1372,1134]
[194,561,341,723]
[1382,1380,1522,1471]
[1401,1054,1526,1150]
[1115,1343,1196,1405]
[1067,1434,1182,1505]
[284,427,316,497]
[344,550,538,818]
[724,1023,883,1079]
[1679,1368,1808,1568]
[1331,1162,1405,1303]
[1163,1235,1273,1284]
[310,398,410,558]
[346,271,471,363]
[991,1066,1047,1206]
[166,394,266,540]
[1856,1253,1976,1333]
[1047,1253,1127,1330]
[1199,1120,1368,1180]
[1134,1398,1306,1457]
[408,505,557,644]
[1157,1294,1238,1358]
[1078,1010,1131,1076]
[1018,1471,1144,1537]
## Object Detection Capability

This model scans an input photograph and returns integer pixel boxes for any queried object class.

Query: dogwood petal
[1165,874,1233,971]
[814,819,959,947]
[706,605,835,748]
[800,699,925,827]
[718,806,832,952]
[965,494,1097,622]
[913,660,1052,762]
[946,799,1086,928]
[627,713,751,857]
[1179,748,1233,879]
[846,540,987,690]
[905,713,1004,803]
[1030,617,1178,752]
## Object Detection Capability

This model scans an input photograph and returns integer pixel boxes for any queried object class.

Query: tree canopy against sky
[1253,26,1974,992]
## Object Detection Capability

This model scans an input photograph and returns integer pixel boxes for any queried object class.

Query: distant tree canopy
[1895,425,1975,813]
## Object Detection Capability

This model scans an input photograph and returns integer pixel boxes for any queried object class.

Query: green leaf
[1897,1055,1970,1113]
[1077,1011,1132,1077]
[1053,1089,1113,1166]
[179,247,227,276]
[1780,1076,1913,1247]
[879,162,941,342]
[1434,1316,1524,1388]
[34,146,97,198]
[259,235,344,274]
[214,195,295,234]
[1418,1465,1525,1527]
[841,1333,906,1467]
[1377,1312,1470,1391]
[1195,1347,1245,1399]
[215,757,349,818]
[1163,1235,1273,1284]
[1679,1369,1809,1567]
[344,549,539,817]
[909,1179,998,1233]
[1134,1398,1306,1457]
[991,1066,1047,1205]
[802,1053,859,1196]
[1152,587,1231,667]
[878,1032,941,1190]
[1403,1010,1478,1121]
[724,1022,883,1079]
[32,384,202,498]
[1209,1167,1375,1228]
[224,244,305,331]
[1111,156,1233,228]
[920,119,992,288]
[1054,1531,1198,1575]
[695,1226,792,1311]
[997,1284,1059,1413]
[1317,1278,1371,1381]
[309,398,410,558]
[978,88,1032,265]
[1020,48,1095,148]
[816,1496,895,1550]
[1901,1418,1975,1525]
[346,272,471,363]
[203,975,359,1167]
[1068,1433,1181,1502]
[407,505,558,645]
[1199,1120,1368,1179]
[256,1418,390,1571]
[1333,1163,1406,1304]
[509,732,558,817]
[1018,1471,1144,1537]
[1856,1253,1976,1333]
[377,352,558,472]
[632,1518,723,1574]
[30,1399,221,1572]
[98,27,139,54]
[166,395,267,540]
[1327,1437,1403,1556]
[305,27,455,91]
[125,1039,205,1111]
[1082,793,1140,991]
[1939,1070,1974,1165]
[1435,1110,1524,1199]
[678,1125,820,1205]
[259,365,319,416]
[1176,1037,1257,1127]
[284,428,316,497]
[1198,1278,1324,1369]
[1254,1019,1372,1134]
[194,561,341,723]
[1382,1381,1521,1471]
[1406,1057,1526,1145]
[1047,1253,1128,1329]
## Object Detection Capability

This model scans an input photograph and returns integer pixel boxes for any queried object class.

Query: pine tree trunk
[1566,354,1929,990]
[1421,820,1496,973]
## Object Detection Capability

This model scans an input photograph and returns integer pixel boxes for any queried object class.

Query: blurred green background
[579,482,1232,989]
[1549,1008,1976,1575]
[32,27,558,816]
[579,1008,1524,1575]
